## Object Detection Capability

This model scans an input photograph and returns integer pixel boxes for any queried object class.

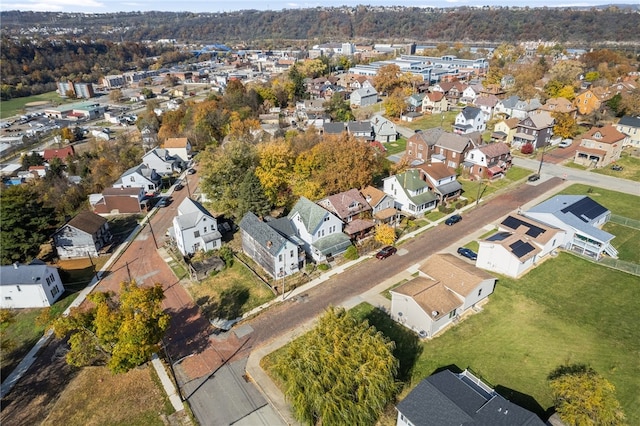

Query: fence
[610,214,640,230]
[599,258,640,277]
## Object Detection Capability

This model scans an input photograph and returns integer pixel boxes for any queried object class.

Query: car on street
[558,139,572,148]
[174,181,184,191]
[445,214,462,226]
[156,197,171,207]
[376,246,397,259]
[527,174,541,182]
[187,168,196,175]
[457,247,478,261]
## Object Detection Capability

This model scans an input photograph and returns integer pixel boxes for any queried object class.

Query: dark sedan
[445,214,462,226]
[376,246,397,260]
[457,247,478,261]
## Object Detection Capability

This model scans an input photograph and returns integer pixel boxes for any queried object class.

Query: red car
[376,246,397,259]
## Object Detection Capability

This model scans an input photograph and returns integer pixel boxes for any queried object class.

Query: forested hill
[2,7,640,45]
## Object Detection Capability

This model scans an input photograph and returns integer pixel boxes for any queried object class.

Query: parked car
[187,168,196,175]
[558,139,572,148]
[376,246,397,260]
[174,182,184,191]
[445,214,462,226]
[457,247,478,261]
[527,174,541,182]
[156,197,171,208]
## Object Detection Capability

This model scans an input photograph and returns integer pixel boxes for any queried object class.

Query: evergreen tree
[236,169,271,220]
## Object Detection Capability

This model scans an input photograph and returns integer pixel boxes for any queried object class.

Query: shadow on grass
[362,308,423,382]
[196,284,250,321]
[0,336,41,383]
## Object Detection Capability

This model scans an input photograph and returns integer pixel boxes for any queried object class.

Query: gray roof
[460,106,482,120]
[312,232,351,255]
[618,115,640,128]
[347,121,372,134]
[410,127,445,147]
[436,180,462,195]
[288,197,335,234]
[175,198,215,230]
[396,370,545,426]
[435,132,476,153]
[323,122,346,134]
[499,95,521,109]
[239,212,289,256]
[0,262,55,286]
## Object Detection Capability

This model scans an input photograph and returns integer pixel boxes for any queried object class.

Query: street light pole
[537,143,548,176]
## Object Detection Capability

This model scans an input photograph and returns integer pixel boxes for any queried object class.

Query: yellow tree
[552,112,579,139]
[255,140,295,206]
[384,88,407,118]
[374,223,396,246]
[373,64,403,95]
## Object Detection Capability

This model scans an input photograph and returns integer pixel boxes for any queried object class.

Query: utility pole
[537,143,548,176]
[147,219,159,249]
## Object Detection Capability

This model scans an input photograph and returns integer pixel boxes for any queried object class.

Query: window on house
[290,250,294,258]
[16,285,21,292]
[50,273,55,282]
[4,297,11,301]
[452,152,456,158]
[194,230,200,238]
[449,309,457,318]
[203,227,207,232]
[324,216,330,222]
[130,176,135,182]
[279,254,283,262]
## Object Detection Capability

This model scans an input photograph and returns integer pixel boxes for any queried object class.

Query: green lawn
[557,184,640,220]
[0,91,67,119]
[603,223,640,263]
[385,137,407,156]
[459,166,530,203]
[399,111,459,132]
[592,150,640,182]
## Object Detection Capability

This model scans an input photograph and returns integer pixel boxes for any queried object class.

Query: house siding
[0,266,63,309]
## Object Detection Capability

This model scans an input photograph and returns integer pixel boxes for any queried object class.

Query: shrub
[318,263,330,271]
[343,245,359,261]
[521,143,534,155]
[218,246,234,268]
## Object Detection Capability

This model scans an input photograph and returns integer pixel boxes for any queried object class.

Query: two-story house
[360,186,398,225]
[473,94,500,121]
[53,211,112,259]
[406,93,425,113]
[616,115,640,148]
[491,117,519,144]
[163,137,192,162]
[494,95,542,120]
[460,83,483,104]
[371,115,398,143]
[317,189,375,240]
[170,198,222,257]
[417,162,462,203]
[142,148,184,176]
[453,106,486,134]
[574,125,625,168]
[421,92,449,114]
[405,128,445,165]
[383,169,438,216]
[539,97,577,118]
[463,142,512,180]
[0,261,64,309]
[432,131,480,170]
[112,164,161,195]
[573,87,613,116]
[512,110,555,149]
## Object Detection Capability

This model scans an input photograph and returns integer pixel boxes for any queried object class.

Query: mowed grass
[459,166,530,203]
[42,365,172,426]
[603,223,640,263]
[592,150,640,182]
[186,260,275,320]
[557,184,640,220]
[0,91,63,119]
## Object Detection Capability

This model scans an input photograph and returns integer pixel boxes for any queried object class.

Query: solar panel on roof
[509,240,535,258]
[501,216,545,238]
[486,231,512,241]
[560,197,607,223]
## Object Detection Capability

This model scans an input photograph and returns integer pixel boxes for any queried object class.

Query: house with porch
[461,83,483,104]
[142,148,184,176]
[574,87,613,116]
[491,117,519,144]
[421,91,449,114]
[163,137,192,162]
[238,211,303,279]
[53,211,112,259]
[406,93,425,112]
[523,195,617,260]
[360,185,398,225]
[477,214,565,278]
[169,198,222,257]
[474,94,500,120]
[390,253,496,338]
[318,189,375,240]
[511,110,555,150]
[453,106,486,134]
[432,131,480,170]
[405,128,444,164]
[371,115,398,143]
[616,115,640,147]
[494,95,542,120]
[417,162,462,204]
[383,169,438,216]
[112,164,161,195]
[396,369,545,426]
[0,261,65,309]
[573,125,624,168]
[347,121,373,140]
[540,97,577,118]
[463,142,512,180]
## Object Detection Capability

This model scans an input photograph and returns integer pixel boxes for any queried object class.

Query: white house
[350,87,378,108]
[112,164,161,194]
[163,137,192,162]
[616,115,640,147]
[0,261,64,309]
[371,115,398,143]
[142,148,183,176]
[286,196,351,262]
[390,254,496,338]
[495,95,542,120]
[52,211,112,259]
[461,83,483,104]
[474,94,500,120]
[238,212,303,279]
[170,198,222,257]
[477,214,565,277]
[523,195,617,260]
[383,169,438,216]
[453,106,486,134]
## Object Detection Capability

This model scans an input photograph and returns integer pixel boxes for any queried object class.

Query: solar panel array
[509,240,536,258]
[501,216,546,238]
[560,197,607,223]
[486,231,511,241]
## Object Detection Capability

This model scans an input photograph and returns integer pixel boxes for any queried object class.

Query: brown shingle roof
[319,189,371,219]
[419,254,494,297]
[478,142,511,158]
[361,185,386,208]
[417,162,455,181]
[582,125,626,144]
[392,276,461,320]
[65,211,107,234]
[164,137,190,148]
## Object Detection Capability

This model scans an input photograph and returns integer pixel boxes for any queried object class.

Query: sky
[0,0,637,14]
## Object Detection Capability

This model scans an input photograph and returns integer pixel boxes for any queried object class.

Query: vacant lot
[42,365,172,426]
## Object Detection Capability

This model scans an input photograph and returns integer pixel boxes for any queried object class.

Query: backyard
[557,183,640,220]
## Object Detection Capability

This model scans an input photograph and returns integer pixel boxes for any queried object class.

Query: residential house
[142,148,184,176]
[350,87,378,108]
[360,185,398,225]
[524,195,617,259]
[141,125,158,150]
[318,189,375,240]
[0,261,64,309]
[238,211,303,279]
[112,164,161,194]
[43,146,75,162]
[347,121,373,140]
[383,169,438,216]
[27,165,48,178]
[396,369,545,426]
[477,214,565,278]
[460,83,483,104]
[371,115,398,143]
[405,128,444,164]
[417,162,462,203]
[430,81,467,105]
[390,254,496,338]
[453,106,486,134]
[573,87,614,116]
[421,92,449,114]
[573,125,625,168]
[494,95,542,120]
[474,94,500,120]
[463,142,512,180]
[323,122,346,136]
[491,117,519,144]
[432,131,480,170]
[512,111,555,150]
[169,198,222,257]
[540,97,577,118]
[616,115,640,147]
[163,137,192,162]
[406,93,425,113]
[53,211,112,259]
[285,197,351,262]
[91,187,147,215]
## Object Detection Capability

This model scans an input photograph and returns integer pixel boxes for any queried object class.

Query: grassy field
[557,184,640,220]
[41,365,173,426]
[603,223,640,263]
[384,137,407,156]
[0,91,63,119]
[398,110,459,132]
[186,260,275,320]
[592,150,640,182]
[459,166,530,204]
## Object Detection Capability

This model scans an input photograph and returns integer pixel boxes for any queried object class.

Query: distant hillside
[1,7,639,45]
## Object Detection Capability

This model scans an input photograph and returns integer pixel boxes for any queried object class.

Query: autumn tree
[324,92,355,122]
[552,112,579,139]
[374,223,396,246]
[53,281,170,374]
[373,64,403,95]
[548,364,625,426]
[272,307,398,426]
[617,89,640,116]
[255,140,295,207]
[298,58,328,79]
[383,88,406,118]
[108,89,122,103]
